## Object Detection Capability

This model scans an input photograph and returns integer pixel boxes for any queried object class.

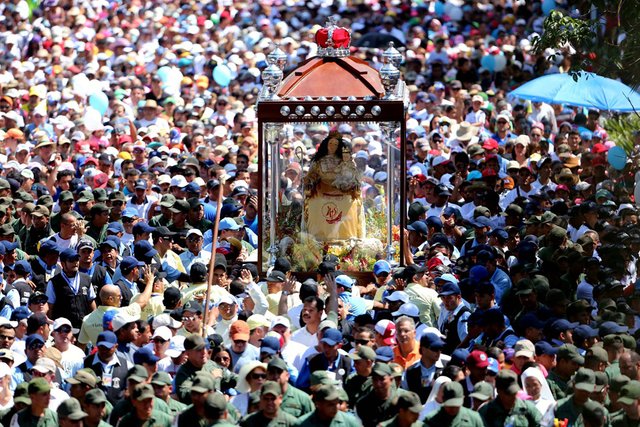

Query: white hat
[170,175,188,188]
[152,326,172,341]
[270,316,291,330]
[193,177,206,187]
[165,335,186,358]
[52,317,72,331]
[32,357,56,374]
[16,143,30,154]
[112,310,139,332]
[186,228,203,238]
[213,125,227,138]
[432,155,450,167]
[157,174,171,185]
[152,313,182,330]
[0,317,17,328]
[217,294,237,306]
[20,169,34,180]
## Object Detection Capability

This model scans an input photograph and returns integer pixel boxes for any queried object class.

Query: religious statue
[303,131,364,240]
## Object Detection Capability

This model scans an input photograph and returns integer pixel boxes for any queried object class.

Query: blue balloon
[481,55,495,72]
[434,1,445,17]
[156,66,172,83]
[607,146,627,170]
[89,92,109,116]
[542,0,555,15]
[213,64,232,87]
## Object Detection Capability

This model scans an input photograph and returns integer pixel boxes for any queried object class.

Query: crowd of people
[0,0,637,426]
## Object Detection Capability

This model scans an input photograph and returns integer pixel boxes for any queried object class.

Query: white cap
[152,313,182,330]
[152,326,172,341]
[52,317,72,331]
[193,177,206,187]
[32,357,56,374]
[112,310,139,332]
[213,125,227,138]
[270,316,291,330]
[432,155,450,167]
[20,169,34,180]
[421,326,445,338]
[158,174,171,185]
[186,228,203,238]
[0,317,17,328]
[16,143,30,153]
[170,175,188,188]
[217,294,237,306]
[165,335,186,358]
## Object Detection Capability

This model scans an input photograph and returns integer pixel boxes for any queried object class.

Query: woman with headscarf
[521,366,556,427]
[419,375,451,420]
[230,360,267,416]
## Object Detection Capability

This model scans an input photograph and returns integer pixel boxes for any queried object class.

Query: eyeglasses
[187,236,203,242]
[250,373,267,380]
[28,342,44,350]
[56,326,72,334]
[182,316,196,322]
[214,356,230,363]
[122,218,135,224]
[354,339,371,346]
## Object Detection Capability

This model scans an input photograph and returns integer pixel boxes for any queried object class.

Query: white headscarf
[521,366,554,402]
[419,376,451,420]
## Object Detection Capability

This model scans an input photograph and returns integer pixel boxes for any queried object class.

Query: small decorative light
[280,106,290,116]
[304,96,313,101]
[332,96,341,101]
[311,106,321,116]
[356,105,365,115]
[326,106,335,116]
[371,105,381,116]
[318,96,327,101]
[295,106,305,116]
[347,96,356,101]
[341,106,350,115]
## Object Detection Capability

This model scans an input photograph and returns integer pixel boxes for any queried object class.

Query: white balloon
[72,74,91,96]
[84,107,104,132]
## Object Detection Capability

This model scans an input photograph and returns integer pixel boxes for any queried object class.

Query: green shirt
[166,397,187,417]
[606,360,621,383]
[11,408,58,427]
[422,406,484,427]
[556,396,610,427]
[86,224,108,244]
[280,385,314,418]
[115,411,173,427]
[478,398,542,427]
[356,389,404,427]
[110,397,170,425]
[344,374,372,407]
[547,370,570,400]
[189,218,214,234]
[149,214,172,228]
[240,410,298,427]
[611,412,640,427]
[295,410,361,427]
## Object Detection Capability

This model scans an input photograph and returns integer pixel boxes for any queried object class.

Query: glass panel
[261,121,401,272]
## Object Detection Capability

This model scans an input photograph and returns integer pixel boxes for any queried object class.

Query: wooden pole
[202,184,224,337]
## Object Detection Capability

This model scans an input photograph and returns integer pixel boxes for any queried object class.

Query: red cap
[556,184,569,192]
[467,350,490,368]
[413,174,427,183]
[93,172,109,189]
[482,168,497,177]
[427,257,443,271]
[118,135,133,145]
[84,157,99,166]
[592,143,608,154]
[374,320,396,346]
[482,138,499,151]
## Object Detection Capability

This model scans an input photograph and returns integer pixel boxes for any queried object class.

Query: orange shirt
[393,340,421,369]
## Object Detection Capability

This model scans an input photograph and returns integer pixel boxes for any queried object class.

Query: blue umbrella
[508,72,640,112]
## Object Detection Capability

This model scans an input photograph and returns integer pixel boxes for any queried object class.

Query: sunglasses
[122,218,135,223]
[214,356,230,363]
[354,339,371,346]
[182,316,196,322]
[233,340,247,345]
[376,272,389,278]
[153,338,167,344]
[250,373,267,380]
[56,326,72,334]
[112,201,124,206]
[28,343,44,350]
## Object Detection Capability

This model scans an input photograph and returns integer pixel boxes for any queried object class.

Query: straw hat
[455,122,478,142]
[555,168,579,186]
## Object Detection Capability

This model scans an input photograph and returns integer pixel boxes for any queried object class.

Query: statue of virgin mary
[303,132,364,241]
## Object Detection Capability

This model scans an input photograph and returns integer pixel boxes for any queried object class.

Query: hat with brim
[555,168,579,185]
[441,381,464,407]
[455,122,478,142]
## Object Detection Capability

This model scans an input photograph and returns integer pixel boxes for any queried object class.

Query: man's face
[372,374,392,396]
[395,321,415,346]
[186,233,203,253]
[302,301,321,325]
[133,397,154,420]
[186,348,208,368]
[85,402,106,424]
[315,399,339,420]
[63,259,79,276]
[53,325,72,347]
[0,327,15,349]
[26,339,44,361]
[218,302,236,320]
[260,393,281,416]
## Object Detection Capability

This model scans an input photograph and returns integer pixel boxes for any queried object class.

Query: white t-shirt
[290,326,318,348]
[49,233,79,251]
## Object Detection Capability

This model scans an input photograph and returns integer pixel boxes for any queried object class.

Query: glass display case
[256,19,408,274]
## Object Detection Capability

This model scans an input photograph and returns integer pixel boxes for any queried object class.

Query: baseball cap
[573,368,597,392]
[442,381,465,406]
[374,319,396,346]
[466,350,489,368]
[420,333,445,351]
[495,370,520,394]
